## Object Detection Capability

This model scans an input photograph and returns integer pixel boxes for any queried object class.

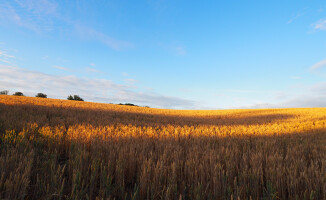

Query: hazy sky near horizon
[1,0,326,109]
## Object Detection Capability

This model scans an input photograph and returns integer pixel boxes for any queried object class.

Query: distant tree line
[1,90,149,107]
[1,90,48,98]
[1,90,82,101]
[119,103,137,106]
[67,95,84,101]
[1,90,84,102]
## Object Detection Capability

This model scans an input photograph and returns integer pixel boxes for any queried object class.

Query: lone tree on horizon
[13,92,24,96]
[67,95,84,101]
[36,93,47,98]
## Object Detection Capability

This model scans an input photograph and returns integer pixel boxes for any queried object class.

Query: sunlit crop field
[0,95,325,199]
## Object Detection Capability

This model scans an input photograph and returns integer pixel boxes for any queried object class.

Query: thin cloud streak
[75,25,133,51]
[290,76,302,80]
[53,65,70,71]
[85,67,101,73]
[14,0,57,15]
[174,46,186,56]
[0,49,15,64]
[0,1,56,33]
[313,19,326,31]
[0,1,133,51]
[287,10,306,24]
[124,79,138,85]
[238,82,326,109]
[310,59,326,70]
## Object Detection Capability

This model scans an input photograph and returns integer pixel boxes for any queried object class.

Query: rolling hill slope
[0,95,325,199]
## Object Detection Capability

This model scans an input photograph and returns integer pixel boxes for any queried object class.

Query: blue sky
[1,0,326,109]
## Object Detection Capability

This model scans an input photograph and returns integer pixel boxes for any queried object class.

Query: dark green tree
[0,90,8,95]
[73,95,84,101]
[35,93,47,98]
[67,95,74,100]
[67,95,84,101]
[13,92,24,96]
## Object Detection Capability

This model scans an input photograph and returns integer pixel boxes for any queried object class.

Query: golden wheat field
[0,95,325,200]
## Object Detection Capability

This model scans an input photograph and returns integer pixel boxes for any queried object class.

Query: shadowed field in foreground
[0,96,325,199]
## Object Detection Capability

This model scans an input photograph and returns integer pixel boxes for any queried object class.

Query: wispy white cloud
[313,19,326,31]
[0,0,57,33]
[179,88,192,93]
[310,59,326,70]
[0,50,14,58]
[124,78,138,85]
[0,65,196,109]
[237,103,277,109]
[54,65,102,74]
[0,49,15,64]
[14,0,57,15]
[279,94,326,108]
[0,1,133,51]
[158,42,187,56]
[53,65,70,71]
[238,81,326,109]
[174,45,186,56]
[75,25,133,51]
[0,59,11,64]
[287,10,306,24]
[221,89,268,94]
[84,63,101,73]
[42,55,49,60]
[85,67,101,73]
[290,76,302,80]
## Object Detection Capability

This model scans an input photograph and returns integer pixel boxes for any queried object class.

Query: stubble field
[0,95,325,199]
